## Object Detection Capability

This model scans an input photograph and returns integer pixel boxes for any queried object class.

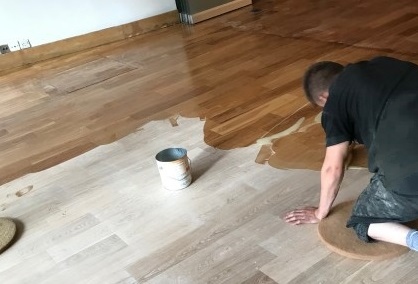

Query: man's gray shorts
[346,173,418,242]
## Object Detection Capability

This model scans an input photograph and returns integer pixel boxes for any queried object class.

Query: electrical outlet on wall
[19,39,31,49]
[0,44,10,54]
[8,41,21,52]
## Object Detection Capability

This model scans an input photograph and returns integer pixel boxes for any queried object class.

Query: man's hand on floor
[284,207,321,225]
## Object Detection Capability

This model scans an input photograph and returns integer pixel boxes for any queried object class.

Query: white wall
[1,0,177,47]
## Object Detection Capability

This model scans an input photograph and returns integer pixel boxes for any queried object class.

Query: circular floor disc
[318,201,418,260]
[0,218,16,253]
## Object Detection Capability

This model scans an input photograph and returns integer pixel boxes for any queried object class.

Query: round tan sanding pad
[318,201,418,260]
[0,218,16,253]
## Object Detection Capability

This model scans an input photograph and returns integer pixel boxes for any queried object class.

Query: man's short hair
[303,61,344,105]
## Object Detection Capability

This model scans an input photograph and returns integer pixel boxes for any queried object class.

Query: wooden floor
[0,0,418,283]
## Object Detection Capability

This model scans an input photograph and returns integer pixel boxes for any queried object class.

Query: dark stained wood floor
[0,0,417,183]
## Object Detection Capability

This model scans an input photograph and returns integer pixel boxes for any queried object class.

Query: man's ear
[317,91,329,107]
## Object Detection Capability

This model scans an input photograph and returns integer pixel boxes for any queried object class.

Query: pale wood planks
[0,118,333,283]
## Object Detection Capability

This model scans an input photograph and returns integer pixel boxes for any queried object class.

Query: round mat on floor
[318,201,418,260]
[0,218,16,253]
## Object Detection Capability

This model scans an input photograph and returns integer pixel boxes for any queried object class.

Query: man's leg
[368,222,418,250]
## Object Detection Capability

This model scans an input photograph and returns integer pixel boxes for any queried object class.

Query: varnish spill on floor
[256,117,305,146]
[254,105,367,171]
[15,185,33,197]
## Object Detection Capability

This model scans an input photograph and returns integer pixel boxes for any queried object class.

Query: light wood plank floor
[0,0,418,283]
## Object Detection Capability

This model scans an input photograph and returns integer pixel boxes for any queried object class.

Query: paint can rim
[155,147,187,162]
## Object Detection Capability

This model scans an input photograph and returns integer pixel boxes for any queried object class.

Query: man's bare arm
[284,141,350,224]
[316,141,350,219]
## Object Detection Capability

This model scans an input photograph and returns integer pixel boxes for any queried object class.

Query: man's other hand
[284,207,321,225]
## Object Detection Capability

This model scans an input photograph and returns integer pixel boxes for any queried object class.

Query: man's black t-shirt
[320,56,418,232]
[321,56,418,196]
[321,56,415,150]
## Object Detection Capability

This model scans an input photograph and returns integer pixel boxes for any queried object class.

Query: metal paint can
[155,148,192,190]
